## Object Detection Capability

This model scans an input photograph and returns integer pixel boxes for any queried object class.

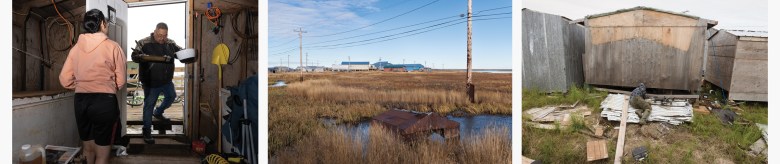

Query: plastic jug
[19,144,46,164]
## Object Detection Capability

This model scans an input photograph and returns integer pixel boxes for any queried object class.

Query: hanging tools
[205,2,223,34]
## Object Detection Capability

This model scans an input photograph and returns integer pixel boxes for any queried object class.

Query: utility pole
[466,0,475,103]
[287,55,290,68]
[306,52,309,69]
[403,59,405,65]
[295,28,307,81]
[348,56,351,72]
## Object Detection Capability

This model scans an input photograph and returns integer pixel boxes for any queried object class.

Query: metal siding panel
[522,9,585,92]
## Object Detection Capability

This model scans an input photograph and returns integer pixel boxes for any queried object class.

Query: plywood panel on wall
[583,8,708,91]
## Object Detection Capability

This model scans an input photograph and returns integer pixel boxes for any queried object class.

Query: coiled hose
[203,154,229,164]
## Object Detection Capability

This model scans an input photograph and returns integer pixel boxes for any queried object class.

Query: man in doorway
[629,83,652,125]
[131,22,182,144]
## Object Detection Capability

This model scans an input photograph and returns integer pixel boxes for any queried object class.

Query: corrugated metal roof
[585,6,701,20]
[384,65,405,68]
[341,61,370,65]
[400,64,424,68]
[725,30,768,38]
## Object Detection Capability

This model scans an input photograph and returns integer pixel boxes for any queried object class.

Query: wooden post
[294,28,306,81]
[466,0,475,103]
[614,95,629,164]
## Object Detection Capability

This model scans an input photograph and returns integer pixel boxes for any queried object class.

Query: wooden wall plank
[522,9,586,92]
[583,9,706,91]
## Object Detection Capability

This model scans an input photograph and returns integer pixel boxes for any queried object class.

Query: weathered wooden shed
[521,8,586,92]
[576,6,718,92]
[705,30,767,102]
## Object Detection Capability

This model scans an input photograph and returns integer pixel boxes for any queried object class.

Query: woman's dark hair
[83,9,106,33]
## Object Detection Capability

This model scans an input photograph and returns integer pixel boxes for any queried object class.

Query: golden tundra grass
[272,126,511,164]
[276,71,511,116]
[269,71,512,156]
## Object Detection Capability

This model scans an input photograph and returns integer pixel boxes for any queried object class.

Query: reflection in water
[320,115,511,141]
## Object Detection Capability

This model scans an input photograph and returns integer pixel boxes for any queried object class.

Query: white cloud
[269,0,380,40]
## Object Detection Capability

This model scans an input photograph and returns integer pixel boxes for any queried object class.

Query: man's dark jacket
[131,34,182,88]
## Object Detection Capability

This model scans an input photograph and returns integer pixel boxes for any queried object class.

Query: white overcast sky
[523,0,768,31]
[127,3,187,67]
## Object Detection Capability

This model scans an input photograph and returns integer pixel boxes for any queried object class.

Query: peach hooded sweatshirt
[60,33,126,93]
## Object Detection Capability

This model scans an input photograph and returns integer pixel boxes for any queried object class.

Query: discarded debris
[372,109,460,140]
[694,106,710,114]
[710,109,737,125]
[525,105,589,129]
[526,122,557,130]
[748,138,767,157]
[640,123,671,140]
[756,123,768,142]
[645,103,693,125]
[523,156,541,164]
[587,140,609,162]
[600,94,693,125]
[593,125,604,136]
[632,146,648,161]
[582,111,592,117]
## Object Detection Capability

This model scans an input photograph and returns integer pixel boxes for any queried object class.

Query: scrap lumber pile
[600,94,693,125]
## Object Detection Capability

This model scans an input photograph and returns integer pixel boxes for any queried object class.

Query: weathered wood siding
[705,30,767,101]
[522,9,586,92]
[193,11,258,150]
[583,9,708,91]
[13,14,81,93]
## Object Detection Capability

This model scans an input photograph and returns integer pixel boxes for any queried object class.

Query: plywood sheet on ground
[587,139,609,161]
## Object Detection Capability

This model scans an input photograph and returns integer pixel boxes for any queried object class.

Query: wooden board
[594,88,699,99]
[694,106,710,114]
[587,140,609,161]
[523,156,537,164]
[614,95,630,164]
[12,90,69,98]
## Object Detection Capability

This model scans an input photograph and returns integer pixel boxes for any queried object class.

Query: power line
[270,6,510,51]
[268,0,416,50]
[308,17,510,50]
[306,15,462,46]
[304,6,511,46]
[308,0,442,37]
[305,13,510,49]
[269,38,298,48]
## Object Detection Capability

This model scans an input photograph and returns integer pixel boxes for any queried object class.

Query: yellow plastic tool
[212,43,229,80]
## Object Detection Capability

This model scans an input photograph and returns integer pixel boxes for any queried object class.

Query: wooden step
[126,136,191,155]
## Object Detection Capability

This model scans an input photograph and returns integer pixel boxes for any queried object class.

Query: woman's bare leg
[83,140,96,164]
[94,144,112,164]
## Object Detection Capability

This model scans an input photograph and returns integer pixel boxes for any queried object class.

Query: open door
[86,0,129,138]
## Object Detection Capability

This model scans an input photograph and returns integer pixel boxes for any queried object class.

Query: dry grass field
[268,71,512,161]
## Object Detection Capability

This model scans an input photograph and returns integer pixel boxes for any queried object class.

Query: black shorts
[74,93,120,146]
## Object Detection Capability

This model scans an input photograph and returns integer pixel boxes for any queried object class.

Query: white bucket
[175,48,196,63]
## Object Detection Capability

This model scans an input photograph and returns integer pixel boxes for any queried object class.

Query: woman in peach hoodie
[59,9,125,164]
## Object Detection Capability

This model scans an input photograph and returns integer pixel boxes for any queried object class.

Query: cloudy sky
[268,0,513,69]
[523,0,768,31]
[127,3,187,67]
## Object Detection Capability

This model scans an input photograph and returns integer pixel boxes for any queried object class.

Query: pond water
[320,114,512,141]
